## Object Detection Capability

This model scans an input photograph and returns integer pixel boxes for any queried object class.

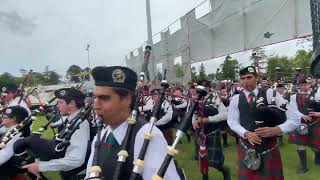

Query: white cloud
[0,0,202,77]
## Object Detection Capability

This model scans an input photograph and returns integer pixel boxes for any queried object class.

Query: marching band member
[227,66,300,180]
[0,106,29,179]
[85,66,180,180]
[192,80,230,180]
[218,86,231,147]
[2,84,30,114]
[22,88,90,179]
[0,84,31,137]
[288,78,320,173]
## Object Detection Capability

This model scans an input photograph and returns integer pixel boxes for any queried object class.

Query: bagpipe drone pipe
[129,80,170,180]
[152,85,208,180]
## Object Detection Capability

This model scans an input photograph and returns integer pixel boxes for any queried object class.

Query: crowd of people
[0,65,320,180]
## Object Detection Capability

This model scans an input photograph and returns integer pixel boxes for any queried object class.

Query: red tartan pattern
[237,138,284,180]
[288,121,320,149]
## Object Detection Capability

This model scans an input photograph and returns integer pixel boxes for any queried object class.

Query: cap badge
[112,69,126,83]
[5,108,12,114]
[2,87,6,92]
[60,90,66,96]
[248,67,255,73]
[310,96,315,101]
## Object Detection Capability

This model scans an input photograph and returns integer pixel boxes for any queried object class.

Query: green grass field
[32,117,320,180]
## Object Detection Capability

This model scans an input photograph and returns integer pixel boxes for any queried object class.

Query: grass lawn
[31,117,320,180]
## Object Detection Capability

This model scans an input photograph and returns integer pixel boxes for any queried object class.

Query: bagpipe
[0,110,40,171]
[252,86,287,130]
[129,80,169,180]
[16,70,33,106]
[296,89,320,135]
[152,85,207,180]
[13,101,93,162]
[86,118,103,180]
[241,86,287,171]
[0,110,37,150]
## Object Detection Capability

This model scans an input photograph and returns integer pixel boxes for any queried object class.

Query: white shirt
[208,99,228,123]
[8,97,31,115]
[39,110,90,172]
[138,96,153,112]
[139,98,174,126]
[0,126,9,135]
[50,115,68,128]
[155,101,173,126]
[227,88,301,138]
[288,94,305,118]
[85,120,181,180]
[0,125,22,165]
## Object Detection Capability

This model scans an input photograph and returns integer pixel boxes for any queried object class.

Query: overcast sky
[0,0,204,76]
[0,0,312,77]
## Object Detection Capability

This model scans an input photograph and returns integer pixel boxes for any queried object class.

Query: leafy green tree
[191,66,197,81]
[46,71,61,85]
[207,73,215,81]
[267,56,294,80]
[66,65,82,83]
[198,63,207,81]
[0,72,15,85]
[250,47,267,74]
[175,64,184,78]
[219,55,240,80]
[291,50,312,74]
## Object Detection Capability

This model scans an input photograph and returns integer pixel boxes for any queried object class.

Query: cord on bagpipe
[152,85,207,180]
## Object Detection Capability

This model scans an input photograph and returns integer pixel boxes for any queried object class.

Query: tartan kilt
[237,138,283,180]
[206,131,224,167]
[288,121,320,149]
[217,120,229,131]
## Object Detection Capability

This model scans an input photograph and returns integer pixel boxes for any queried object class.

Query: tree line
[0,65,90,87]
[191,48,311,82]
[0,48,312,87]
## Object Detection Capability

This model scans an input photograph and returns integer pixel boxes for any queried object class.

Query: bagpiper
[288,78,320,173]
[228,66,300,180]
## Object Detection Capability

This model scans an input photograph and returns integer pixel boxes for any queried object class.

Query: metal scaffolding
[311,0,320,49]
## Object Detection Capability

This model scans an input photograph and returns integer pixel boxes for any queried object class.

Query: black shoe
[297,150,308,174]
[222,167,231,180]
[314,150,320,165]
[297,166,309,174]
